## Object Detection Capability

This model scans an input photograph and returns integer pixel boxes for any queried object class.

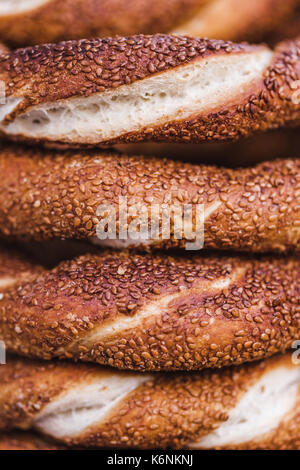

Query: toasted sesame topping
[0,145,298,253]
[0,248,299,371]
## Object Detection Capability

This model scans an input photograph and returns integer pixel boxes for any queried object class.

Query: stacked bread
[0,0,299,451]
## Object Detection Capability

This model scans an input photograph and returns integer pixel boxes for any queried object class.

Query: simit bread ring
[0,354,299,449]
[0,36,300,147]
[0,247,299,371]
[0,0,296,48]
[0,145,299,253]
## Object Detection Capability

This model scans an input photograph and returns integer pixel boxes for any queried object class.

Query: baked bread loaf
[0,247,299,371]
[0,0,296,48]
[0,145,299,253]
[0,0,207,47]
[0,36,299,147]
[0,354,299,449]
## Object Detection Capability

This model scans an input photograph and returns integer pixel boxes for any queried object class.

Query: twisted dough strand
[0,354,299,449]
[0,146,299,253]
[0,35,299,146]
[0,247,299,371]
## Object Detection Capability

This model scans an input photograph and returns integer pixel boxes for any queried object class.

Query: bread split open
[35,374,150,439]
[192,364,300,448]
[0,48,272,144]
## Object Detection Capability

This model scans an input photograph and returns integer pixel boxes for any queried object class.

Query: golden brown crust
[0,248,299,371]
[0,432,62,450]
[0,35,299,146]
[76,354,297,450]
[115,127,300,167]
[220,393,300,450]
[0,355,125,430]
[0,35,261,122]
[0,354,298,449]
[0,145,299,253]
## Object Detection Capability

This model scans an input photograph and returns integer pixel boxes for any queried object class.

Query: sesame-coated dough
[0,354,299,449]
[0,248,299,371]
[0,36,299,146]
[0,0,296,48]
[0,146,299,254]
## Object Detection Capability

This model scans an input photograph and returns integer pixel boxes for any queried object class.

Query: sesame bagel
[0,1,296,48]
[0,145,299,253]
[0,354,299,449]
[0,248,299,371]
[0,36,299,146]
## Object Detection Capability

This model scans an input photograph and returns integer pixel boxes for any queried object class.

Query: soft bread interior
[0,0,48,14]
[0,97,22,121]
[92,236,152,249]
[0,50,272,143]
[190,364,300,448]
[34,373,150,438]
